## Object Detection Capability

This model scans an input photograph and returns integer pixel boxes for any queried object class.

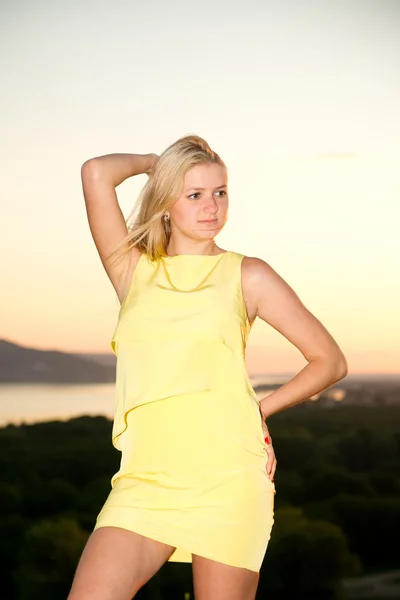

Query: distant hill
[79,352,116,368]
[1,339,399,406]
[0,339,115,384]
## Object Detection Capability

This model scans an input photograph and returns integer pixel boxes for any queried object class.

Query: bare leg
[67,526,176,600]
[192,554,259,600]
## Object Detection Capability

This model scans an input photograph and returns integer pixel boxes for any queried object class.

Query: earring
[163,214,170,221]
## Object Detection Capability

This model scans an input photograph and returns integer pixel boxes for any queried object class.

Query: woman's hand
[145,153,160,175]
[259,407,277,482]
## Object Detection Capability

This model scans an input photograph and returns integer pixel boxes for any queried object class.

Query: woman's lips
[199,219,218,223]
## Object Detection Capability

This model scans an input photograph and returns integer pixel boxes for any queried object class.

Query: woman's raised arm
[81,153,157,296]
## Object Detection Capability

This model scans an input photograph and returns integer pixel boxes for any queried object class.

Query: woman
[68,134,347,600]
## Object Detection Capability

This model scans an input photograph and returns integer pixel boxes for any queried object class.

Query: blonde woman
[68,135,347,600]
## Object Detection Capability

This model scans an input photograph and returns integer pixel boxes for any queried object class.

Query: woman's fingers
[266,447,276,481]
[265,443,276,481]
[260,416,276,482]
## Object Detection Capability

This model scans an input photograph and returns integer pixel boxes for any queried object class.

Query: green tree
[258,507,361,600]
[14,515,88,600]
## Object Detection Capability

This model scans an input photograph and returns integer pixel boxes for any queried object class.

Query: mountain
[0,339,115,384]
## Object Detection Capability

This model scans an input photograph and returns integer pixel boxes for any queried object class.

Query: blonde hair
[107,134,226,271]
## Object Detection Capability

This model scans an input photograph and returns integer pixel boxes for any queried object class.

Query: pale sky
[1,0,399,375]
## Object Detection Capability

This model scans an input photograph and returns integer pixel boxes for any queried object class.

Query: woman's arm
[82,153,158,187]
[260,359,346,420]
[247,257,348,420]
[80,153,158,297]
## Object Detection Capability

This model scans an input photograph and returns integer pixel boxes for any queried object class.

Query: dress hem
[93,513,264,573]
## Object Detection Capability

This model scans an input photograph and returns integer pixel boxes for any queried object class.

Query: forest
[1,404,399,600]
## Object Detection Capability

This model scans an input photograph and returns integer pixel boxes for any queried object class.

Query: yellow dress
[94,250,276,572]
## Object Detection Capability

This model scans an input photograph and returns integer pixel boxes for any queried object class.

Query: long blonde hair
[107,134,226,269]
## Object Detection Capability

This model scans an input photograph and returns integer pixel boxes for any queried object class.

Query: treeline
[0,405,399,599]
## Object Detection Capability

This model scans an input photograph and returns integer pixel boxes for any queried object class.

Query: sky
[1,0,399,376]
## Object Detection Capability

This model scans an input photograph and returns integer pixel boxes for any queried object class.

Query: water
[0,377,361,427]
[0,383,115,427]
[0,382,274,427]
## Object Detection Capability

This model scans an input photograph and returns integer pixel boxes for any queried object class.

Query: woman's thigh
[67,526,176,600]
[192,554,260,600]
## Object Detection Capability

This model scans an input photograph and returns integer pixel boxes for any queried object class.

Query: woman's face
[169,162,229,239]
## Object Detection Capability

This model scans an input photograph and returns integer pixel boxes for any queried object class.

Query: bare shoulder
[115,247,143,306]
[241,253,303,323]
[241,255,275,280]
[241,254,295,295]
[240,255,273,325]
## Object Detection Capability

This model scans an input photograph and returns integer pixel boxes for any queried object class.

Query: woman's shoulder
[239,253,278,287]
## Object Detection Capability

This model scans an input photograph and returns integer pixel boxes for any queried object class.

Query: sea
[0,376,292,427]
[0,383,117,427]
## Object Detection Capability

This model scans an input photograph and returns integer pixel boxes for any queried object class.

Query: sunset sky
[1,0,399,375]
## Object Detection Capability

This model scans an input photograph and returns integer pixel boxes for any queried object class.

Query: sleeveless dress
[93,250,276,572]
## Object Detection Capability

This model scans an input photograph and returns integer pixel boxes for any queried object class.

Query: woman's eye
[188,191,226,200]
